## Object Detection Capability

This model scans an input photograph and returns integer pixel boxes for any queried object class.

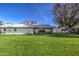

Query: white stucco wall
[0,27,34,34]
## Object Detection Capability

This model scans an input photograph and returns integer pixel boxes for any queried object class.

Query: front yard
[0,34,79,56]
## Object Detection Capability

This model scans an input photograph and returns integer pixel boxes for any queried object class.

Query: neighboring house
[53,27,66,33]
[55,23,79,34]
[0,24,53,34]
[72,23,79,34]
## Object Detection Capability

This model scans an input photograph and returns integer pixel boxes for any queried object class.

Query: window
[4,28,6,31]
[14,28,17,31]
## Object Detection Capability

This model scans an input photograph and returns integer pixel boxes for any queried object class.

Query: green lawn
[0,34,79,56]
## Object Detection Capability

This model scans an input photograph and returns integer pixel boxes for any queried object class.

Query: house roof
[0,24,30,27]
[0,24,53,28]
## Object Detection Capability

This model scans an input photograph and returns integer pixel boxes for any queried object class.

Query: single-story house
[0,24,53,34]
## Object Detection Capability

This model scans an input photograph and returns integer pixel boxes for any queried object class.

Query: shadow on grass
[27,33,79,38]
[48,33,79,38]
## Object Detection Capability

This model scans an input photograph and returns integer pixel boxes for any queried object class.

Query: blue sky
[0,3,55,26]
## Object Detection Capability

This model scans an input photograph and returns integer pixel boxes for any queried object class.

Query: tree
[0,21,4,25]
[0,21,4,33]
[22,19,37,25]
[53,3,79,33]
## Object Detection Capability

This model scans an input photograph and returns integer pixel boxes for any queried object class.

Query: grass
[0,34,79,56]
